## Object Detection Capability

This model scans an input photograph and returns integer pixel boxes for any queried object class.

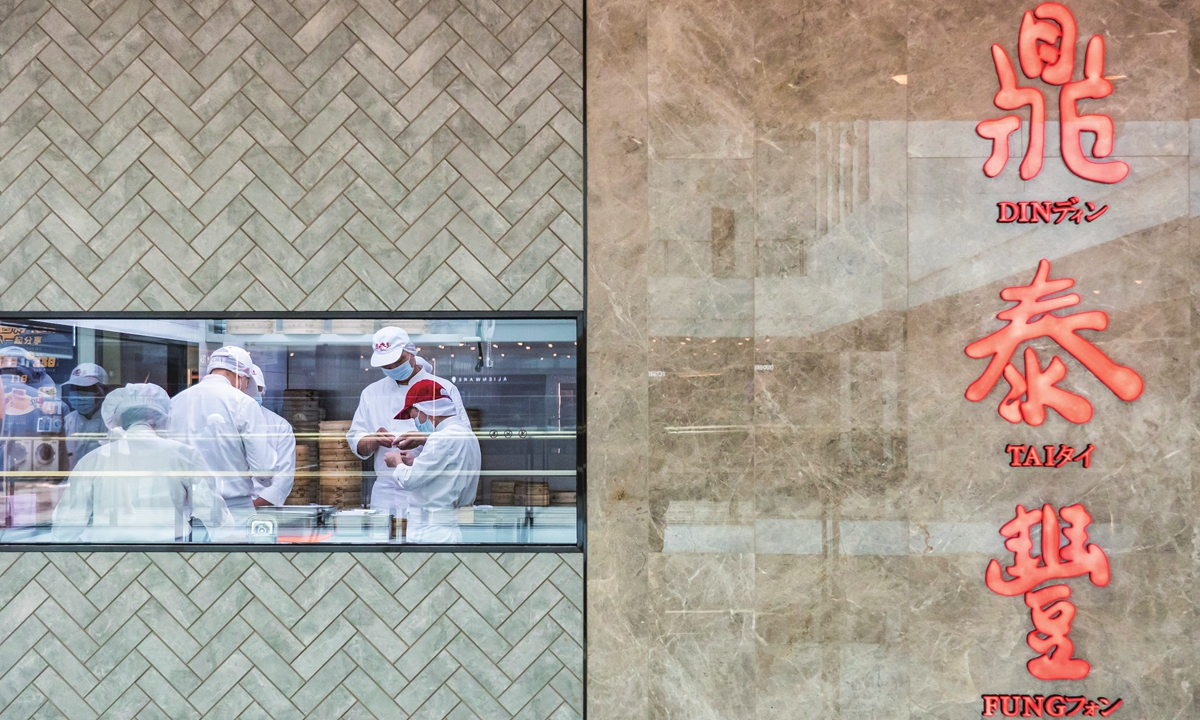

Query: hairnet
[0,345,45,382]
[250,364,266,390]
[208,346,253,377]
[101,383,172,429]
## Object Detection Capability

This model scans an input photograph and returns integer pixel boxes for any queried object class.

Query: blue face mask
[70,393,100,417]
[415,415,435,433]
[382,360,414,382]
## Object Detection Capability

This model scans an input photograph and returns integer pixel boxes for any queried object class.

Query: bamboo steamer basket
[331,319,376,334]
[226,319,276,335]
[515,481,550,507]
[285,446,313,505]
[282,319,325,334]
[319,468,362,508]
[317,420,362,508]
[490,480,515,506]
[320,486,361,508]
[321,461,361,471]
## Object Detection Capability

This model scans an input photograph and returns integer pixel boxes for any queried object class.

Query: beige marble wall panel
[646,0,753,158]
[586,0,652,715]
[589,0,1200,716]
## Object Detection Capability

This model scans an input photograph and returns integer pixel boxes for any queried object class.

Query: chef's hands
[252,497,272,507]
[357,427,397,455]
[383,450,415,468]
[395,431,429,451]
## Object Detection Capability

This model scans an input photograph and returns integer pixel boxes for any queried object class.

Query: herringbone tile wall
[0,551,584,718]
[0,0,583,312]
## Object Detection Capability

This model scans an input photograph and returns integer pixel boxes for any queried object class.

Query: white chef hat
[250,364,266,390]
[208,346,253,377]
[101,383,171,429]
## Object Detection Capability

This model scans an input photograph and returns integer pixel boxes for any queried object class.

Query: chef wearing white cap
[382,386,480,543]
[52,383,231,542]
[249,364,295,506]
[166,346,272,529]
[346,326,469,480]
[62,363,110,470]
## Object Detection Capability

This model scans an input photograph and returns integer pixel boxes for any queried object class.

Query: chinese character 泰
[977,3,1129,184]
[986,503,1109,680]
[965,258,1143,425]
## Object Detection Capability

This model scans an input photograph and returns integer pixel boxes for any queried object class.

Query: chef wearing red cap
[379,382,480,543]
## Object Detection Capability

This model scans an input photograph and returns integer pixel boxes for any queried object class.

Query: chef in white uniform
[61,363,110,470]
[51,384,231,543]
[249,364,295,506]
[167,346,272,532]
[382,387,480,543]
[346,327,468,497]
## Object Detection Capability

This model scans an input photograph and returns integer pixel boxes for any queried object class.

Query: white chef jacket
[64,410,107,470]
[378,417,480,543]
[346,369,469,476]
[50,424,232,542]
[251,406,296,506]
[166,374,273,506]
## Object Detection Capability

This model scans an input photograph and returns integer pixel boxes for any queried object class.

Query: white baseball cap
[250,364,266,390]
[370,327,414,367]
[64,363,108,387]
[412,397,455,417]
[208,346,253,377]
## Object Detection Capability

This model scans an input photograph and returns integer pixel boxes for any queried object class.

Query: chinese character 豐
[986,503,1109,680]
[977,3,1129,184]
[965,259,1143,425]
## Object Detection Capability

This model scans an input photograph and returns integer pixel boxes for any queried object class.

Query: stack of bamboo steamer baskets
[515,481,550,507]
[490,481,552,506]
[285,445,314,505]
[318,420,361,508]
[490,481,514,505]
[550,491,576,506]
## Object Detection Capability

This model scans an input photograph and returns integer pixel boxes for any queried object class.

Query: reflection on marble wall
[587,0,1199,716]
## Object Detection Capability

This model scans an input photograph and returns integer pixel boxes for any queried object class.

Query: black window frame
[0,310,585,554]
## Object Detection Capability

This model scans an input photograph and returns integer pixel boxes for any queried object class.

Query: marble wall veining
[587,0,1200,717]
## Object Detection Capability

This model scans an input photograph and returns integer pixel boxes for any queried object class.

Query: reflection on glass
[63,363,111,471]
[0,318,579,546]
[51,384,231,542]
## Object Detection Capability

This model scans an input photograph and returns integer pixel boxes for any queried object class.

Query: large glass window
[0,316,580,548]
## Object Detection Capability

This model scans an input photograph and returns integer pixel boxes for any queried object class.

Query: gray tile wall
[0,551,583,718]
[0,0,583,312]
[0,0,587,715]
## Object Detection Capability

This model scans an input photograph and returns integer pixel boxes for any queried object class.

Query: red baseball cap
[395,379,450,419]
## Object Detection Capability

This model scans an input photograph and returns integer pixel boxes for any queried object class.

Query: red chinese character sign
[965,259,1143,426]
[986,504,1109,680]
[978,3,1128,184]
